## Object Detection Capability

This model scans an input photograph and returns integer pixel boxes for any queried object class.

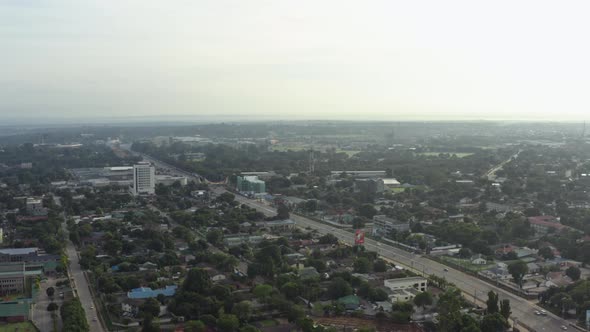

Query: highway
[213,187,570,332]
[119,144,202,183]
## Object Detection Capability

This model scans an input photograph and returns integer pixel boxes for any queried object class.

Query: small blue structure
[127,285,178,299]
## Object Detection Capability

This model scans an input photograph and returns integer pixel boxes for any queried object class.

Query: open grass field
[271,145,361,156]
[390,187,406,193]
[0,322,37,332]
[440,256,495,272]
[335,149,361,156]
[416,152,474,158]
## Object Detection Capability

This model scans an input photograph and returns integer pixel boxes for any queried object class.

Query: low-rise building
[384,277,428,293]
[354,178,385,194]
[471,255,487,265]
[223,235,264,247]
[389,287,421,303]
[0,248,58,264]
[256,219,296,232]
[0,263,43,296]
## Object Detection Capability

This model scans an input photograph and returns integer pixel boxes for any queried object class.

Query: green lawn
[258,320,278,327]
[441,256,495,272]
[335,149,361,156]
[417,152,474,158]
[270,145,308,152]
[0,322,37,332]
[390,187,406,193]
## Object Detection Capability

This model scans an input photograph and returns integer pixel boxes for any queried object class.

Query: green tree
[287,305,305,323]
[142,315,160,332]
[240,325,261,332]
[217,313,240,331]
[183,268,212,293]
[352,217,365,229]
[206,229,224,246]
[413,291,433,309]
[281,282,301,298]
[327,277,352,299]
[46,286,55,297]
[184,320,206,332]
[437,287,463,332]
[566,266,581,281]
[499,299,511,320]
[276,203,290,220]
[140,298,161,318]
[485,291,499,314]
[538,247,554,260]
[508,261,528,288]
[253,284,273,302]
[319,233,338,244]
[232,300,253,322]
[60,298,89,332]
[358,204,377,219]
[47,302,59,311]
[353,257,372,273]
[480,313,508,332]
[373,259,387,272]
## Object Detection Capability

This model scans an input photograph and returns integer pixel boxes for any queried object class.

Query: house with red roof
[527,216,576,235]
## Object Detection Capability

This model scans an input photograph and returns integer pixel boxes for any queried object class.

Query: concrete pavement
[218,187,569,332]
[31,278,62,332]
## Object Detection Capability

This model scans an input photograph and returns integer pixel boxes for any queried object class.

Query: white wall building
[132,162,155,195]
[26,197,46,216]
[384,277,428,292]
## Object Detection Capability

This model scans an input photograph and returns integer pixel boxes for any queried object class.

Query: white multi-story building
[372,215,410,236]
[131,162,155,195]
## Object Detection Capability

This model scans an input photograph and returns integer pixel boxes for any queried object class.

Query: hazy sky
[2,0,590,122]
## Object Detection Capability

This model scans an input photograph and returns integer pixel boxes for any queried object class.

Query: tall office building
[132,162,155,195]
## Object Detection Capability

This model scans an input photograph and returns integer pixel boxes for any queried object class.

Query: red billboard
[354,230,365,245]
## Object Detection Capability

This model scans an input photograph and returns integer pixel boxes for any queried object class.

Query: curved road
[216,187,570,332]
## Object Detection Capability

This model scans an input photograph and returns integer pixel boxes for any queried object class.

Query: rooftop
[527,216,572,230]
[0,248,38,256]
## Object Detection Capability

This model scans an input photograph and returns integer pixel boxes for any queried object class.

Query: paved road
[484,150,521,181]
[63,223,105,332]
[119,143,202,183]
[214,187,570,332]
[32,278,62,332]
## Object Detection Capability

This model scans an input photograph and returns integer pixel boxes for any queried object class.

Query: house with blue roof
[127,285,178,299]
